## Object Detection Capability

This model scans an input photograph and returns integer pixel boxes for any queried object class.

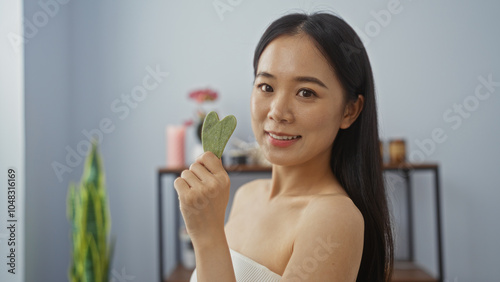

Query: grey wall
[23,0,71,281]
[23,0,500,281]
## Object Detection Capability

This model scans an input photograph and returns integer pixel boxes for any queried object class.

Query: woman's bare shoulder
[304,193,364,228]
[282,194,364,281]
[314,191,361,211]
[234,179,269,201]
[227,179,269,220]
[296,193,365,256]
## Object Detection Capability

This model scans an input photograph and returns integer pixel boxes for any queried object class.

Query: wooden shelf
[392,261,437,282]
[159,162,438,174]
[166,264,193,282]
[383,162,438,171]
[165,261,436,282]
[159,164,272,174]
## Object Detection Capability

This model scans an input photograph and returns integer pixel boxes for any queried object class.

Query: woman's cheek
[306,108,339,139]
[250,95,265,143]
[251,93,265,115]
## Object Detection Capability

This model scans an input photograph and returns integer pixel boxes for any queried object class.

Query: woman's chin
[264,153,301,167]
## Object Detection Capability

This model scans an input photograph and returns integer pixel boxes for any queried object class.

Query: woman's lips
[265,131,301,148]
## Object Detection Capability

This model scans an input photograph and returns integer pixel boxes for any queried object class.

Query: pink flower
[188,88,218,103]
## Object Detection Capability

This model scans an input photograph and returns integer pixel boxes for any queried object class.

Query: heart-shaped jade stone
[201,111,237,159]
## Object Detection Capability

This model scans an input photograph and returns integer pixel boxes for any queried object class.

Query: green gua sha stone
[201,111,237,159]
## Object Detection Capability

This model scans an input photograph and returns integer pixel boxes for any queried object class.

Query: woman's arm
[174,152,236,282]
[192,228,236,282]
[281,195,364,281]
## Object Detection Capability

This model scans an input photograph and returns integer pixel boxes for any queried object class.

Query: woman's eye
[298,89,316,98]
[259,84,273,92]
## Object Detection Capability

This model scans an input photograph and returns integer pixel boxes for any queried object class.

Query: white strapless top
[189,248,282,282]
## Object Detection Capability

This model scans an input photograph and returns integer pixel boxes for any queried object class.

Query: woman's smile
[266,131,302,148]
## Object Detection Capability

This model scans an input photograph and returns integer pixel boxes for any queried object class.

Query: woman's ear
[340,94,364,129]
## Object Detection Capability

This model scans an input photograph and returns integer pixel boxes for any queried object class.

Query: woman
[174,12,393,282]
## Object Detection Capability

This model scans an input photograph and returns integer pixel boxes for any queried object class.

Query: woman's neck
[267,153,343,201]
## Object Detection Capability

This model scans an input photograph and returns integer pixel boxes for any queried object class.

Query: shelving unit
[158,163,444,282]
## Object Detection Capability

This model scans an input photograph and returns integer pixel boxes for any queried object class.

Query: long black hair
[253,12,394,282]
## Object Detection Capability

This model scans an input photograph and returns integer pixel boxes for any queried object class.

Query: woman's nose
[267,93,294,123]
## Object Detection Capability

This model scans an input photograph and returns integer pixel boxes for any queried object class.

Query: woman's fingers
[189,162,210,182]
[175,151,230,203]
[180,169,202,188]
[196,151,225,175]
[174,177,201,218]
[175,154,223,193]
[174,177,190,193]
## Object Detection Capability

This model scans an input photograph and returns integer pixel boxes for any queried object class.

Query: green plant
[67,142,115,282]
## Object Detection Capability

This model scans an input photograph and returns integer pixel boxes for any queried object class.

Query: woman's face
[251,34,349,167]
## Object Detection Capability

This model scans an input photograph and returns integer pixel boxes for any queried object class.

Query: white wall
[23,0,500,281]
[0,1,24,281]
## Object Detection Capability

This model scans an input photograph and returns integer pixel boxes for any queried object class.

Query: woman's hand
[174,152,231,246]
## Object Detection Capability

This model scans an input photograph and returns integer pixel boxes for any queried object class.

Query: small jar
[389,139,406,164]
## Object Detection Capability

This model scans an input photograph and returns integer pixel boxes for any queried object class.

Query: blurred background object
[389,139,406,164]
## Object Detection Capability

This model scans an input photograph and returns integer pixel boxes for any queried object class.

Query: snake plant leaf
[67,142,112,282]
[88,234,102,282]
[82,140,104,189]
[67,183,77,236]
[201,111,237,159]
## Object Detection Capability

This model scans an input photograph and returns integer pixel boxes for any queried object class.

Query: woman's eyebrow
[255,71,328,89]
[295,76,328,89]
[256,71,275,79]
